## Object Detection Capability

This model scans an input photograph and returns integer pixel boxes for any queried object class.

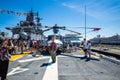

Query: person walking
[19,39,24,54]
[83,38,88,58]
[32,40,40,57]
[0,38,13,80]
[49,38,57,63]
[87,40,91,58]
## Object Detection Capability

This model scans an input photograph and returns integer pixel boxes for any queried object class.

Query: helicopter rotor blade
[43,28,53,32]
[36,27,53,34]
[5,27,12,30]
[60,28,81,35]
[44,26,53,28]
[69,26,100,29]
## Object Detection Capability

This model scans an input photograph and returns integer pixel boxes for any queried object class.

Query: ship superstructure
[6,9,44,40]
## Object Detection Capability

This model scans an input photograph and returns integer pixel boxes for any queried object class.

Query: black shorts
[83,49,87,52]
[30,45,33,47]
[24,45,27,47]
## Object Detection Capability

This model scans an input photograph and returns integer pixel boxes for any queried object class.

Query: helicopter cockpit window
[48,35,62,41]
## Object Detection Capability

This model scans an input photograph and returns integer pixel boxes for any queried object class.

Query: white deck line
[42,57,58,80]
[18,56,49,63]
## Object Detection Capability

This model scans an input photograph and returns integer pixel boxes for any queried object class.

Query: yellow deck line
[10,50,32,62]
[80,48,84,52]
[10,48,83,62]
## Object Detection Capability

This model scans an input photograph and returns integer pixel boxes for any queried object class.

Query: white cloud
[62,3,77,9]
[61,1,120,21]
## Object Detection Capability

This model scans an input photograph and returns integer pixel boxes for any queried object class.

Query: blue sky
[0,0,120,40]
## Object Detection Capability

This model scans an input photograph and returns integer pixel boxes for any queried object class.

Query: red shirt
[50,42,57,51]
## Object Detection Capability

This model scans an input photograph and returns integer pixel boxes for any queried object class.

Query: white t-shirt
[83,41,88,49]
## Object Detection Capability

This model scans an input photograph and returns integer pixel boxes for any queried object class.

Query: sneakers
[32,55,36,57]
[52,61,56,63]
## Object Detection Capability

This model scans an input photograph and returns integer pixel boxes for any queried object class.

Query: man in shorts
[83,38,88,58]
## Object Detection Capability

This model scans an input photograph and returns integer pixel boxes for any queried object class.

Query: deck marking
[10,50,31,61]
[18,56,49,63]
[7,67,29,76]
[42,57,58,80]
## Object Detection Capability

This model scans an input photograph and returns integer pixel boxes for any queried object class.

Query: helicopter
[39,24,101,51]
[38,24,82,49]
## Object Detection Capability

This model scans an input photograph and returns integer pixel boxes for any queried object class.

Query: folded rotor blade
[60,28,81,35]
[36,27,53,34]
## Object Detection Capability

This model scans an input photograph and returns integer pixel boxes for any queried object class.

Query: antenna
[85,5,87,39]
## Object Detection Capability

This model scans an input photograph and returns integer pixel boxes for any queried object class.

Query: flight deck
[6,50,120,80]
